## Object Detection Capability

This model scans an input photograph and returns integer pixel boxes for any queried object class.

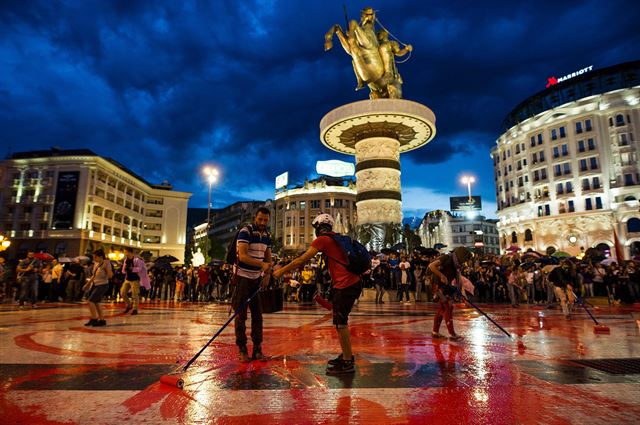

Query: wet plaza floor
[1,299,639,424]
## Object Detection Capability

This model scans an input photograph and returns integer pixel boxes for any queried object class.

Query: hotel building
[492,61,640,258]
[0,149,191,261]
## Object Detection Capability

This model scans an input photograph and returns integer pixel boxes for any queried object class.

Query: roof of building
[7,147,168,190]
[501,60,640,132]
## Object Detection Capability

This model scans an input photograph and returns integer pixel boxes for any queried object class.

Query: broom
[572,290,610,333]
[159,287,262,389]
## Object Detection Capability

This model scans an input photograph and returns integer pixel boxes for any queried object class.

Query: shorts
[88,284,109,303]
[332,281,362,326]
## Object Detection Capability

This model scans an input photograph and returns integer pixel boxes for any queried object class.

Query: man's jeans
[19,275,38,305]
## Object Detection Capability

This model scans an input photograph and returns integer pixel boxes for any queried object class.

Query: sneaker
[84,319,98,326]
[252,346,267,362]
[131,309,138,315]
[326,357,355,375]
[238,347,251,363]
[124,305,132,314]
[93,319,107,327]
[327,353,343,366]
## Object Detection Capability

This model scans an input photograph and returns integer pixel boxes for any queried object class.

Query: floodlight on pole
[461,175,475,201]
[203,167,220,262]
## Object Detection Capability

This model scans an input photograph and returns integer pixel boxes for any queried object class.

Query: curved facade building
[492,61,640,258]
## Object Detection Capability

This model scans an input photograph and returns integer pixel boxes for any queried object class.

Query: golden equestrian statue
[324,7,412,99]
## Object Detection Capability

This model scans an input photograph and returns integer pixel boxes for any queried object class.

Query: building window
[559,127,566,138]
[566,182,573,193]
[561,144,568,156]
[568,200,575,212]
[299,217,305,226]
[578,140,585,153]
[289,202,296,210]
[556,183,564,194]
[511,232,517,244]
[585,119,592,131]
[595,197,603,210]
[551,129,557,140]
[592,177,601,189]
[563,163,571,175]
[575,122,583,134]
[286,217,291,227]
[533,170,539,181]
[582,178,590,191]
[540,169,547,179]
[553,147,560,158]
[539,151,545,162]
[299,201,306,210]
[310,200,320,209]
[299,234,305,244]
[624,174,634,186]
[325,200,331,208]
[616,114,625,126]
[530,136,536,147]
[589,157,598,170]
[545,205,550,216]
[587,138,596,151]
[620,134,628,146]
[580,159,588,171]
[585,198,593,210]
[554,165,561,177]
[538,134,543,145]
[524,229,533,242]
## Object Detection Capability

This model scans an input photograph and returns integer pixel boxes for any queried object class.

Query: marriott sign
[546,65,594,88]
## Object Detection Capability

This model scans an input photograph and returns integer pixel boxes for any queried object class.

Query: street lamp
[203,167,219,261]
[461,176,476,201]
[0,234,10,252]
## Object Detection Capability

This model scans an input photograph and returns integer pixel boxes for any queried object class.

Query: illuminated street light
[461,175,476,201]
[203,167,220,261]
[0,234,10,252]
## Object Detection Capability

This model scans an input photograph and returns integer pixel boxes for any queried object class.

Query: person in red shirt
[273,213,361,375]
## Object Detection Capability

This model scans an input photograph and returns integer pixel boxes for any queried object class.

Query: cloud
[1,0,639,210]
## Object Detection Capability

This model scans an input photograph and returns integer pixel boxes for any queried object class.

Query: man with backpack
[273,213,370,375]
[230,207,273,363]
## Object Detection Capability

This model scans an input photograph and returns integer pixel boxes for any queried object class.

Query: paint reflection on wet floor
[0,301,639,424]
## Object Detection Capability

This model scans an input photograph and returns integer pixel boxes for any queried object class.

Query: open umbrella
[33,252,54,261]
[551,251,571,258]
[74,256,91,263]
[57,257,72,263]
[600,258,617,266]
[433,243,447,250]
[156,255,180,263]
[522,250,543,259]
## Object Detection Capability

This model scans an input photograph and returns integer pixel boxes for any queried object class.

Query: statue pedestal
[320,99,436,249]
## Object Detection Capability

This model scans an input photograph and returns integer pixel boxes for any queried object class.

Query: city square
[1,1,639,424]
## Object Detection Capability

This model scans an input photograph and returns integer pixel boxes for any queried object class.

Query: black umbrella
[155,255,180,263]
[433,243,447,250]
[417,247,439,256]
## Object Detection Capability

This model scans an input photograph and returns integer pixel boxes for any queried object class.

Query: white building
[417,210,500,254]
[0,148,192,262]
[274,177,356,253]
[492,61,640,258]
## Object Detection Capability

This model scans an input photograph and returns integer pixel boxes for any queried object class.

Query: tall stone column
[320,99,436,249]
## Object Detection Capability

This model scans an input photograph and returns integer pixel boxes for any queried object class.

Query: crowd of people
[1,248,639,311]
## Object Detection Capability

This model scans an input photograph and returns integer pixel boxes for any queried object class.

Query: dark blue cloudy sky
[2,0,639,218]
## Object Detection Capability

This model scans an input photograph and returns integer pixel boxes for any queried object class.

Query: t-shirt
[399,261,411,284]
[236,225,271,279]
[92,261,112,286]
[311,234,360,289]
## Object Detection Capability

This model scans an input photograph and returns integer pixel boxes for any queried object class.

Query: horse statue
[325,7,412,99]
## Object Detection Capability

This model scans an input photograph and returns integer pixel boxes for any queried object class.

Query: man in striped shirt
[233,207,273,362]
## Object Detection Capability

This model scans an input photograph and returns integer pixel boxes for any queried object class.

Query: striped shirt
[236,225,271,279]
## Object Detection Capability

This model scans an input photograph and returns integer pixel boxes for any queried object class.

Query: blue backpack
[328,234,371,275]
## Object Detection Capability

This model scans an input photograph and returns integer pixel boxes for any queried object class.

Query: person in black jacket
[548,261,576,318]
